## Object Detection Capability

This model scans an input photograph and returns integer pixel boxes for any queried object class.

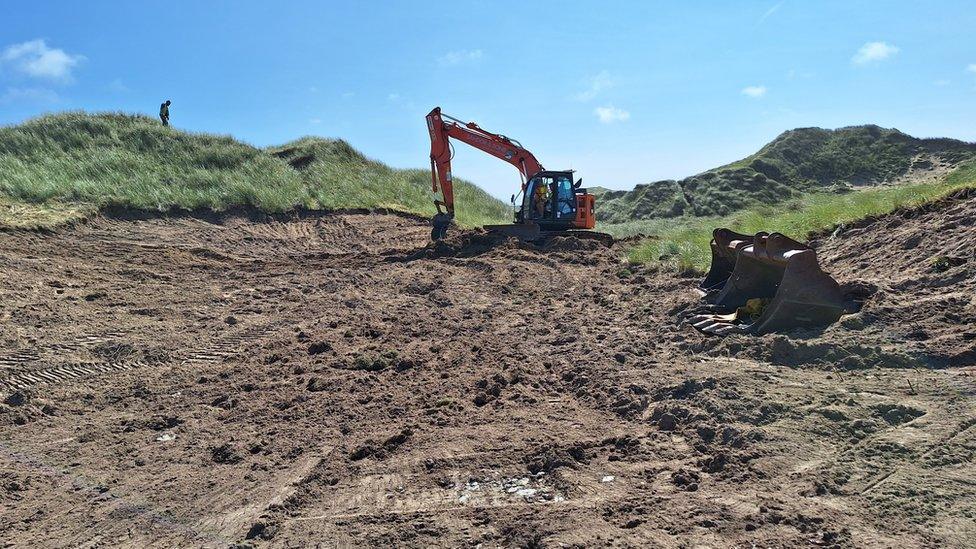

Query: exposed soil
[1,200,974,548]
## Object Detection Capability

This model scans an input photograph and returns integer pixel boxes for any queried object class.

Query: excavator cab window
[523,173,578,221]
[554,175,575,219]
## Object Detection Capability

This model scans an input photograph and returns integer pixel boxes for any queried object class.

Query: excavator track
[540,230,614,247]
[484,223,613,246]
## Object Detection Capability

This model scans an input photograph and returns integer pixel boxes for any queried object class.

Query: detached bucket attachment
[690,230,844,335]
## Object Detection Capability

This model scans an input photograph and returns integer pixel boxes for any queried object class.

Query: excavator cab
[514,171,596,232]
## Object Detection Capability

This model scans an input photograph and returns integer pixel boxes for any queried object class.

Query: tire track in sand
[0,323,280,397]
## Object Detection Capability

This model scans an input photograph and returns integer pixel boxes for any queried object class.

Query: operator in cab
[533,181,548,219]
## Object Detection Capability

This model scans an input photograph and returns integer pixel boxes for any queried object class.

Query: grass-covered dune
[0,112,510,228]
[596,125,976,223]
[622,158,976,272]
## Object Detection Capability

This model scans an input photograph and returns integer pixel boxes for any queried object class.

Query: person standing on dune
[159,100,171,126]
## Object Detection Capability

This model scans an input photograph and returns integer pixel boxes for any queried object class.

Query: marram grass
[0,112,510,229]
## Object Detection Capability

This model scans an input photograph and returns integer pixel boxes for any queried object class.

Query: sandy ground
[0,198,974,548]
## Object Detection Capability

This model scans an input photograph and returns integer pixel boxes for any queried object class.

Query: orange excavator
[426,107,599,241]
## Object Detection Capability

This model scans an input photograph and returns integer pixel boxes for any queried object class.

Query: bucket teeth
[689,229,845,335]
[690,317,718,330]
[710,323,746,336]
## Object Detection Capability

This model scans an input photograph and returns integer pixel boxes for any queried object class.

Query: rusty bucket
[690,230,845,335]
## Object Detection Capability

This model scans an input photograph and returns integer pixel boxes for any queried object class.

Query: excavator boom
[427,107,543,218]
[426,107,597,240]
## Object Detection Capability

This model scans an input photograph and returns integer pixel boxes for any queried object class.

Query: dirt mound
[80,208,432,258]
[815,188,976,367]
[390,228,615,263]
[708,335,924,370]
[393,229,518,260]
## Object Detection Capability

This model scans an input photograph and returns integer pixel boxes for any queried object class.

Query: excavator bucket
[689,230,845,335]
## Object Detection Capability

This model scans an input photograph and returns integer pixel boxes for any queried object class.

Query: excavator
[426,107,603,242]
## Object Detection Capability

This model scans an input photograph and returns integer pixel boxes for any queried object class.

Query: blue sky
[2,1,975,199]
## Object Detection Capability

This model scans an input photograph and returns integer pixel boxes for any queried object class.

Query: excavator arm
[427,107,544,218]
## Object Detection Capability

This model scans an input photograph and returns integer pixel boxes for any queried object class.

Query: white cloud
[594,105,630,123]
[967,64,976,74]
[741,85,767,98]
[1,39,85,81]
[575,70,614,101]
[437,49,483,66]
[309,118,322,125]
[933,79,951,87]
[341,91,355,98]
[851,41,899,65]
[387,93,400,102]
[0,87,60,104]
